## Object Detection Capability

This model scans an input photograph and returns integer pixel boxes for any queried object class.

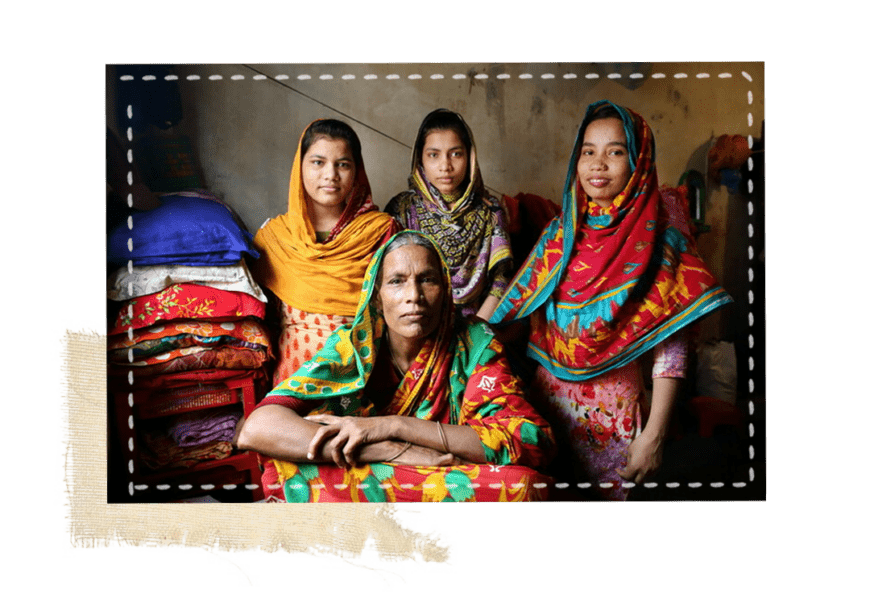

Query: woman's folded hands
[304,414,458,469]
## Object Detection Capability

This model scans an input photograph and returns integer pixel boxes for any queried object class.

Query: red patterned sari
[259,337,553,502]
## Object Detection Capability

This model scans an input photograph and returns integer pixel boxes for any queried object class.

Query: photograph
[103,62,764,505]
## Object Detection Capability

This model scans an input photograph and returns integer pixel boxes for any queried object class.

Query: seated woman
[385,109,512,321]
[253,119,397,386]
[237,231,554,502]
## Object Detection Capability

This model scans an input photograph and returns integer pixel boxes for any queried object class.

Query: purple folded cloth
[167,408,241,448]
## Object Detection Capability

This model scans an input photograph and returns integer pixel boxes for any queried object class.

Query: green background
[11,2,866,609]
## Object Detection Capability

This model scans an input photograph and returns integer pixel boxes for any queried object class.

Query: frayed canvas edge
[52,320,458,591]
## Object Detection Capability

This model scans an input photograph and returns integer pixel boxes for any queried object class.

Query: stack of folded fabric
[107,190,272,473]
[107,318,272,378]
[139,407,242,471]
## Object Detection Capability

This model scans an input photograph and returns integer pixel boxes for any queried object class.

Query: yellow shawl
[253,123,395,316]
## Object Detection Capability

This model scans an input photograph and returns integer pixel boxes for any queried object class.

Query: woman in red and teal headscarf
[490,101,732,500]
[238,230,554,502]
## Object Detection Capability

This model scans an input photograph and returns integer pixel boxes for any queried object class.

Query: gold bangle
[384,441,412,463]
[437,421,450,455]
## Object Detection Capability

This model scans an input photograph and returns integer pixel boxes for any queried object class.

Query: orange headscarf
[253,121,396,316]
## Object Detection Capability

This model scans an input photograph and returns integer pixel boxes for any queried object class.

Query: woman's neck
[305,199,345,233]
[386,331,424,375]
[440,189,461,207]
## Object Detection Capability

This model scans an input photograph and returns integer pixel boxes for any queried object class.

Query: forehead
[423,129,464,150]
[381,244,442,275]
[304,136,352,158]
[583,118,627,144]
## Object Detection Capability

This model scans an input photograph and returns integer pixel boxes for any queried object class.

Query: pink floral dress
[532,333,688,500]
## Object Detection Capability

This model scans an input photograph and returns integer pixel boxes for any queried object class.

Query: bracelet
[437,421,450,455]
[384,441,412,463]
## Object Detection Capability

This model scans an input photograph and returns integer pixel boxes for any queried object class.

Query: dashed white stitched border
[122,65,761,499]
[119,71,749,82]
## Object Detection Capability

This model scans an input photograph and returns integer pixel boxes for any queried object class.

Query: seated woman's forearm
[387,415,487,464]
[237,404,408,465]
[237,403,319,461]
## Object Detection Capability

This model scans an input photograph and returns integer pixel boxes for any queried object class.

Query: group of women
[236,100,733,502]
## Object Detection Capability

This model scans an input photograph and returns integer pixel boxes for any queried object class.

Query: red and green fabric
[491,100,732,381]
[262,459,550,503]
[259,230,555,501]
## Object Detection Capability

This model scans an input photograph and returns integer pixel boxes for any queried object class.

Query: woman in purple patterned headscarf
[385,109,513,320]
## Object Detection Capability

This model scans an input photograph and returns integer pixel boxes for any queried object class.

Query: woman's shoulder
[384,190,417,215]
[456,318,500,357]
[253,213,280,236]
[460,316,495,336]
[478,188,501,207]
[342,206,396,235]
[360,207,397,224]
[470,189,507,217]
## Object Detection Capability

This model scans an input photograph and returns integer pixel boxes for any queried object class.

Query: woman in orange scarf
[253,120,397,385]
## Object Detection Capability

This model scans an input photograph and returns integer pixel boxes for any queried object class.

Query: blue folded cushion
[107,194,259,266]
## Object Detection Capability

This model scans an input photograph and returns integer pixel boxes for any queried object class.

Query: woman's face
[301,136,356,211]
[575,117,632,207]
[420,129,468,198]
[377,244,445,342]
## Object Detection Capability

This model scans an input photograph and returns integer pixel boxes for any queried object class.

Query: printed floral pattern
[262,458,551,503]
[109,283,266,335]
[531,335,687,500]
[533,363,643,501]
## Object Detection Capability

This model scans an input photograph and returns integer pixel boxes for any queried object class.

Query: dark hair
[414,109,473,167]
[579,103,624,143]
[585,104,622,125]
[300,119,363,167]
